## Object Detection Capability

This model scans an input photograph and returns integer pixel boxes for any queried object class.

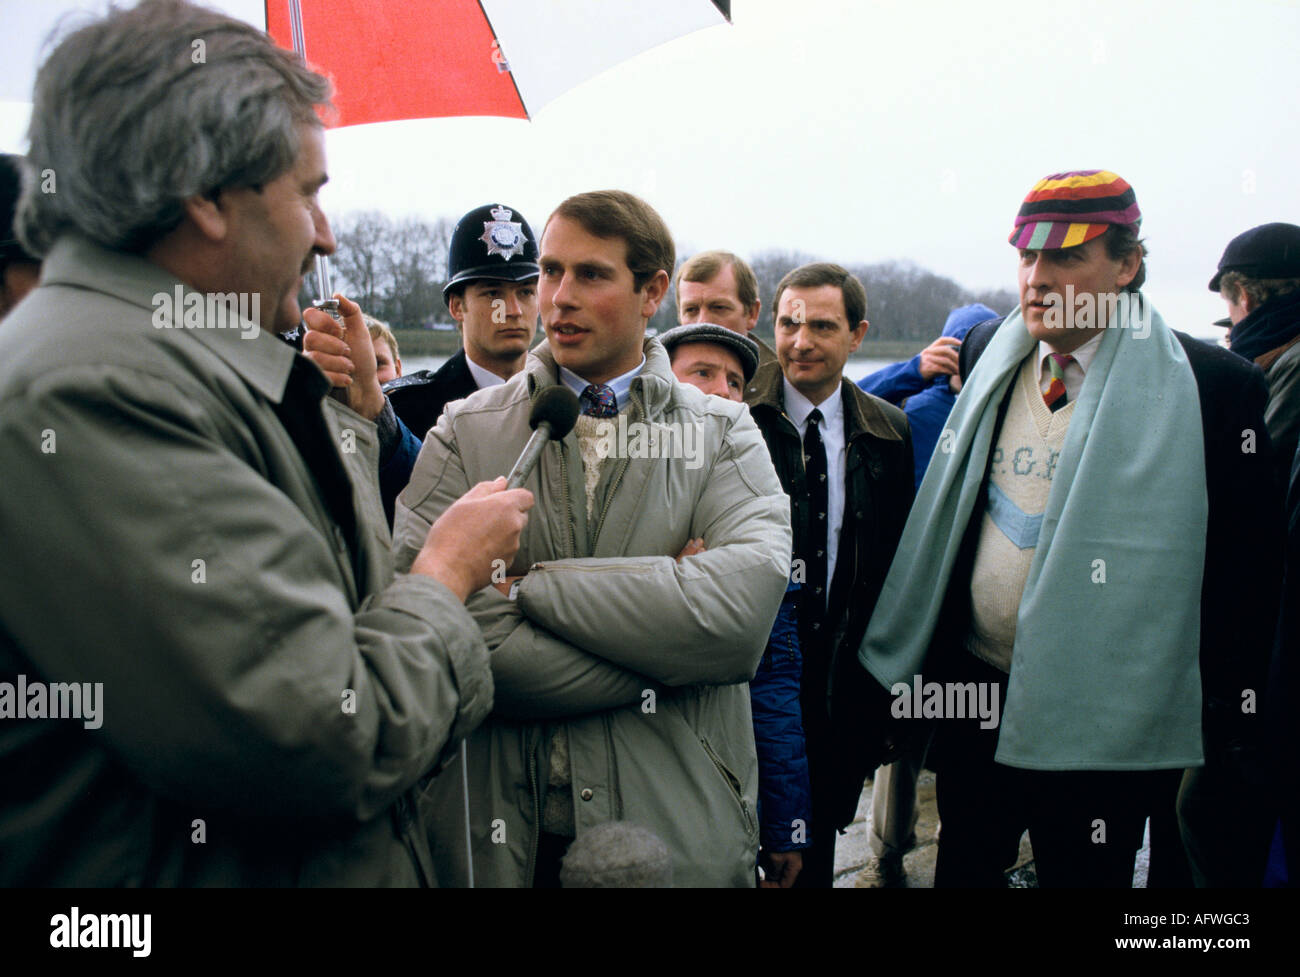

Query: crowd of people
[0,0,1296,888]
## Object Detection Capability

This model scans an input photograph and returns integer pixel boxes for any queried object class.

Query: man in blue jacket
[859,303,998,491]
[855,302,998,885]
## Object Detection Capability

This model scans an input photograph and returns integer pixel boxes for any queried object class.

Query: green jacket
[0,236,492,886]
[392,338,793,886]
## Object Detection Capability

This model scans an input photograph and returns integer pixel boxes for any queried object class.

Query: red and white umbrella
[266,0,731,128]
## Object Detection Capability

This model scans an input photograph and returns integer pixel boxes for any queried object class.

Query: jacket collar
[39,234,298,404]
[747,361,905,444]
[525,334,677,416]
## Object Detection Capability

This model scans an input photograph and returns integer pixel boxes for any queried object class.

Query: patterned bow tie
[580,383,618,418]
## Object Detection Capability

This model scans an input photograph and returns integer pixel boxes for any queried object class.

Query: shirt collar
[782,376,842,431]
[465,354,507,390]
[558,355,646,412]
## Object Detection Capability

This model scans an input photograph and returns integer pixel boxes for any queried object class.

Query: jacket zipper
[700,737,756,834]
[557,441,578,559]
[527,425,574,887]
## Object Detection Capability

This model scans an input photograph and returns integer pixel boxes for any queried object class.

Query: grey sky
[3,0,1297,338]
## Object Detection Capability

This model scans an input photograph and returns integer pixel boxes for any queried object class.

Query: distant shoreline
[389,328,927,363]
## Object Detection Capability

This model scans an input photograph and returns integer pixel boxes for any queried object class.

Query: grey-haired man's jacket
[392,338,792,887]
[0,236,492,886]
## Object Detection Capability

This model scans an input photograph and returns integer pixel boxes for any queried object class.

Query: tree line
[314,211,1017,346]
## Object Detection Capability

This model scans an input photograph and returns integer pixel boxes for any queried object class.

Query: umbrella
[266,0,731,127]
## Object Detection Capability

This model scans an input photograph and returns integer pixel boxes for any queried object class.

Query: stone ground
[832,770,1152,888]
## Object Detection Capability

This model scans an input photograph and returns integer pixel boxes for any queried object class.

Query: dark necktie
[802,408,829,620]
[580,383,618,418]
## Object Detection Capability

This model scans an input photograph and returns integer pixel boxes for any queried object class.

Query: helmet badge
[479,205,527,261]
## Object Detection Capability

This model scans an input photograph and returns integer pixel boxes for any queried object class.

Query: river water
[401,355,902,385]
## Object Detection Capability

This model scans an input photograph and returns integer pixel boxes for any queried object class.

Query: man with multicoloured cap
[857,169,1283,887]
[385,202,540,441]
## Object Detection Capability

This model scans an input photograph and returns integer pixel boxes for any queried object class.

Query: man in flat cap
[1210,222,1300,485]
[859,170,1282,887]
[660,321,813,887]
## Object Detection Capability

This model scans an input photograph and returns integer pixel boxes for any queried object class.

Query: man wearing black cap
[660,322,813,888]
[385,203,539,441]
[0,155,41,321]
[1210,222,1300,485]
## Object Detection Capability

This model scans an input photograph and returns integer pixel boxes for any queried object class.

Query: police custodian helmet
[443,203,540,300]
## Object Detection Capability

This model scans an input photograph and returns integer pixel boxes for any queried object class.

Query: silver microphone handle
[506,422,552,489]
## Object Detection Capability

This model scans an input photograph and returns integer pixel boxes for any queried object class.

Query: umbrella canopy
[266,0,731,128]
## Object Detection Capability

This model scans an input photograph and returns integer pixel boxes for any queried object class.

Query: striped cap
[1009,170,1141,250]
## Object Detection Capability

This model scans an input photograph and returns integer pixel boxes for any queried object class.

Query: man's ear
[448,292,466,325]
[1116,246,1142,289]
[745,300,761,332]
[849,318,869,354]
[182,191,228,244]
[639,269,670,320]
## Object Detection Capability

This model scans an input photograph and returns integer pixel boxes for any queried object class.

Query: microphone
[506,386,580,489]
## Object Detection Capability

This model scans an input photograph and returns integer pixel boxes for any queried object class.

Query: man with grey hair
[0,0,532,886]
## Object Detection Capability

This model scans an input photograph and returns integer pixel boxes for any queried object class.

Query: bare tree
[324,213,1017,340]
[327,211,458,327]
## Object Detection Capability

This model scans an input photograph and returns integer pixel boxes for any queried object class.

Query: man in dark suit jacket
[954,305,1283,888]
[386,202,540,441]
[861,170,1284,889]
[745,262,914,888]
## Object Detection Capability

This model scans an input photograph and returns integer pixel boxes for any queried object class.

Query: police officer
[386,203,540,440]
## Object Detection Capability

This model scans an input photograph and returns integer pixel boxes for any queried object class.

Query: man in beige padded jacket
[394,190,793,887]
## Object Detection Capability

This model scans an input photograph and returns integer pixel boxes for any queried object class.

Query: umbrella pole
[288,0,338,316]
[461,741,475,888]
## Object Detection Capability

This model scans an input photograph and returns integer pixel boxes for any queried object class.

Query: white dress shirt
[782,377,846,605]
[465,355,508,390]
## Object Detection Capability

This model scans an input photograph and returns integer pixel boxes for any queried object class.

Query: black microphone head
[529,385,580,440]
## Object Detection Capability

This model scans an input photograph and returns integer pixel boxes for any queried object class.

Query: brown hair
[675,250,759,309]
[1101,225,1149,293]
[1218,270,1300,307]
[771,262,867,328]
[546,190,674,290]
